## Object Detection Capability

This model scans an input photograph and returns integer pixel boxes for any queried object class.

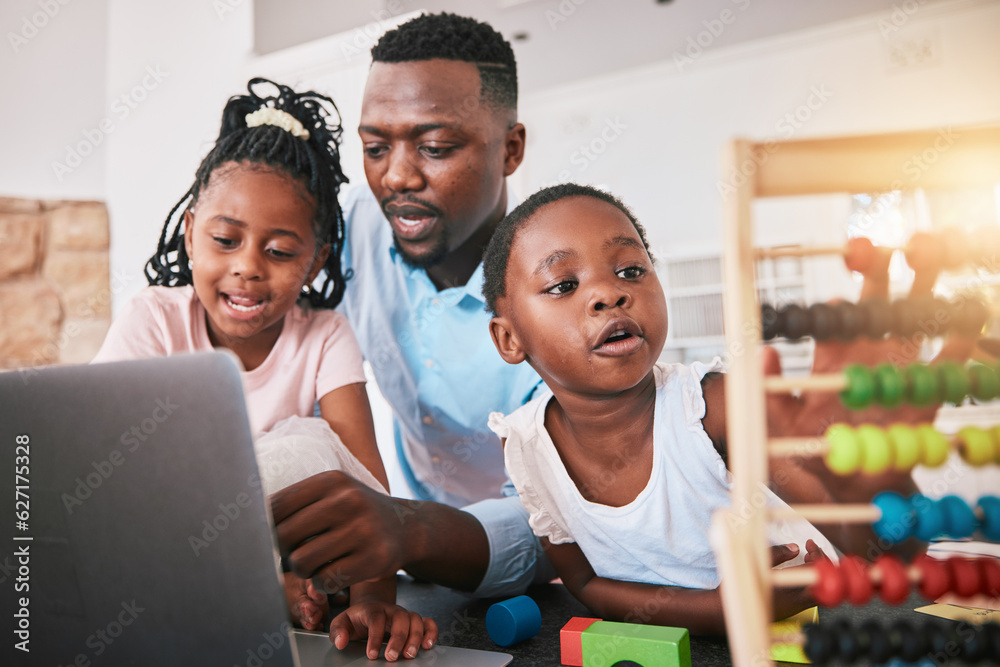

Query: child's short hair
[145,78,350,309]
[371,12,517,113]
[482,183,653,317]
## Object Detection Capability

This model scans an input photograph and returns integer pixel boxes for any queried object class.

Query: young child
[93,78,436,661]
[482,183,883,635]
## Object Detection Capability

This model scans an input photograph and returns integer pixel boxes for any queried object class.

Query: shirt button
[424,358,434,368]
[431,455,441,464]
[432,298,441,307]
[422,415,434,425]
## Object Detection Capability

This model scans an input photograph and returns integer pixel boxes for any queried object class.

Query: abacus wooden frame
[713,124,1000,667]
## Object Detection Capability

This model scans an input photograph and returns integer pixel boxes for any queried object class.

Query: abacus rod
[763,374,847,393]
[767,433,964,459]
[772,504,882,523]
[770,563,924,589]
[755,244,849,259]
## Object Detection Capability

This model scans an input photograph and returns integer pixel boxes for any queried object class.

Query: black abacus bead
[761,304,779,340]
[862,619,894,663]
[862,297,893,338]
[924,619,951,656]
[891,299,922,337]
[961,623,989,661]
[832,618,864,661]
[809,303,840,341]
[780,304,811,340]
[984,622,1000,658]
[892,620,926,662]
[802,624,835,664]
[834,301,866,340]
[954,296,989,336]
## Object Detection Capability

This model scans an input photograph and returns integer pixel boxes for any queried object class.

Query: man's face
[359,59,520,268]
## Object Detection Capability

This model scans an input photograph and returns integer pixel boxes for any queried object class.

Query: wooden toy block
[560,617,600,666]
[580,620,691,667]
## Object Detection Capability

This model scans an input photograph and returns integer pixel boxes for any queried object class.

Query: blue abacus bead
[912,494,947,542]
[939,495,977,539]
[979,496,1000,541]
[486,595,541,647]
[873,492,916,544]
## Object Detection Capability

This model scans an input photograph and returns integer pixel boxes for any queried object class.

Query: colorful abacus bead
[916,424,950,467]
[761,303,779,341]
[857,425,892,475]
[982,557,1000,596]
[862,297,893,338]
[873,492,915,544]
[873,363,906,408]
[809,557,845,607]
[840,555,874,605]
[840,364,876,410]
[905,231,942,274]
[954,296,988,335]
[937,361,970,405]
[912,494,947,542]
[948,557,982,598]
[844,236,876,273]
[824,424,861,475]
[890,299,921,337]
[980,496,1000,541]
[958,426,997,466]
[873,554,910,605]
[887,424,920,471]
[905,363,940,407]
[968,363,1000,401]
[940,495,978,539]
[912,553,950,599]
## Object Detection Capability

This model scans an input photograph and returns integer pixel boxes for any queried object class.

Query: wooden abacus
[712,125,1000,666]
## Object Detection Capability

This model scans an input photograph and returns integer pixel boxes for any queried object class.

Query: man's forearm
[399,499,491,592]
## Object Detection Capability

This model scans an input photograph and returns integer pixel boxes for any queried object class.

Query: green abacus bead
[873,363,906,408]
[937,361,970,405]
[905,364,940,407]
[967,364,1000,401]
[825,424,861,475]
[857,424,892,474]
[958,426,996,466]
[841,364,876,410]
[917,424,950,467]
[887,424,921,471]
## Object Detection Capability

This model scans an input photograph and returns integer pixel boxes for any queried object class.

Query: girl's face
[491,196,668,396]
[184,162,328,355]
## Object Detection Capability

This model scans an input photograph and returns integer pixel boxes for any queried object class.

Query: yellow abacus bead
[824,424,861,475]
[887,424,921,471]
[857,424,892,474]
[917,424,950,468]
[992,426,1000,465]
[958,426,996,466]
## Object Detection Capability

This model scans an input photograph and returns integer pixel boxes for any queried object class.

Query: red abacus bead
[810,556,845,607]
[912,553,951,599]
[981,558,1000,597]
[874,554,910,605]
[948,557,982,598]
[906,232,943,273]
[841,555,874,605]
[845,237,876,274]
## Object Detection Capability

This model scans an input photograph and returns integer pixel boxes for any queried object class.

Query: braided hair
[145,78,350,309]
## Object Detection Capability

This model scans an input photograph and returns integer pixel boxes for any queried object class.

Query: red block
[560,617,600,666]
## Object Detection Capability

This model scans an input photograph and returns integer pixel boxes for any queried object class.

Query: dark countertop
[384,578,961,666]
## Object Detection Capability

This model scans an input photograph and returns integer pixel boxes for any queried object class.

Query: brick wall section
[0,197,111,368]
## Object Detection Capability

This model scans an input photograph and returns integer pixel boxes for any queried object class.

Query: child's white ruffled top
[489,360,836,590]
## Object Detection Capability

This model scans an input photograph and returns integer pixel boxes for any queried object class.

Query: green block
[580,621,691,667]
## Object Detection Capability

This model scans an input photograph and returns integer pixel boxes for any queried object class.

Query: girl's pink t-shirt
[92,286,367,434]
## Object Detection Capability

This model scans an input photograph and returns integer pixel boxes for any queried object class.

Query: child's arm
[546,538,815,635]
[318,383,390,492]
[328,577,438,662]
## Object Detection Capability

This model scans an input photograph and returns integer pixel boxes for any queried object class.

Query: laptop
[0,353,512,666]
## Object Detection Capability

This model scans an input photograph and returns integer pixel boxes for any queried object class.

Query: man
[272,13,551,602]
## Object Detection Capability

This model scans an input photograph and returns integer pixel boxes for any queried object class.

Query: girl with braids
[93,79,438,661]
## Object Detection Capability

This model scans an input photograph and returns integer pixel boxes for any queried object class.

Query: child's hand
[284,572,329,631]
[329,601,438,662]
[771,540,828,619]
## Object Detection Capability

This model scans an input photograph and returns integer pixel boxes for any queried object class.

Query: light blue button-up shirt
[338,185,551,596]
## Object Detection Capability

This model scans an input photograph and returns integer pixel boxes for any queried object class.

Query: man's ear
[489,315,526,365]
[307,243,331,284]
[502,122,526,177]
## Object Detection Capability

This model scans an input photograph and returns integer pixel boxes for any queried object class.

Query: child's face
[184,163,329,352]
[491,196,668,396]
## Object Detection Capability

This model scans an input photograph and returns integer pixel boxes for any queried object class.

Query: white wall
[515,0,1000,259]
[0,0,109,200]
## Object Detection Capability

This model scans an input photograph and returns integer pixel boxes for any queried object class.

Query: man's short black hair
[371,12,517,113]
[482,183,653,317]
